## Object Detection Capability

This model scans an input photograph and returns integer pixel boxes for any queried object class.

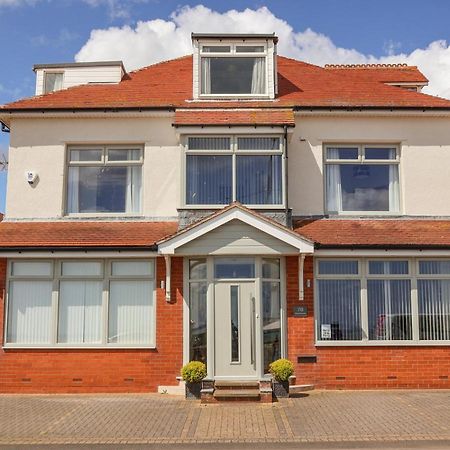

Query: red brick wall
[0,257,183,393]
[287,256,450,389]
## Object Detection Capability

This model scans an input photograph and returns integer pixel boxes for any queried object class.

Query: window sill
[65,213,144,219]
[315,340,450,347]
[3,345,156,350]
[326,211,402,217]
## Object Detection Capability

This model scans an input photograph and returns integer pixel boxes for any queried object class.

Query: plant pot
[185,381,202,399]
[272,380,290,398]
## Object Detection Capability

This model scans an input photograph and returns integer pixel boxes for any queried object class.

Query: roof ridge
[129,54,192,75]
[324,63,415,70]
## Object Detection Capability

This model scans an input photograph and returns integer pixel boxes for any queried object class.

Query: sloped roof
[294,218,450,248]
[173,108,295,126]
[2,56,450,112]
[324,63,428,83]
[0,221,178,250]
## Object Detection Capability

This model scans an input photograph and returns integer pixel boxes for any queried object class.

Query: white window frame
[4,258,156,349]
[315,257,450,346]
[182,135,286,209]
[198,41,269,99]
[43,70,64,94]
[65,145,144,217]
[323,143,401,215]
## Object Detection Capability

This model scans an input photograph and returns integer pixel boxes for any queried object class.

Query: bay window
[67,146,143,215]
[316,259,450,344]
[6,259,155,347]
[325,145,400,213]
[185,136,284,206]
[199,44,267,96]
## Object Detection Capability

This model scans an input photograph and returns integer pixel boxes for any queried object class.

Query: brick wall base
[286,256,450,389]
[0,257,183,393]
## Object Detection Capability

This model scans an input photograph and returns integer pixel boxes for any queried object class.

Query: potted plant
[181,361,207,399]
[269,358,294,398]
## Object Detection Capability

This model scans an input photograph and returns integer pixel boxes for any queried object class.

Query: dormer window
[44,72,63,94]
[192,33,278,99]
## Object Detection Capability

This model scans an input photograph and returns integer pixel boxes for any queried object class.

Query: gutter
[315,243,450,250]
[0,245,158,252]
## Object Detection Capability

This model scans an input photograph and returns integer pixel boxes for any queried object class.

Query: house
[0,33,449,395]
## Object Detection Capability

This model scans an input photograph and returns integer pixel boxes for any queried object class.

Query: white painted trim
[298,254,306,301]
[158,207,314,254]
[315,249,450,257]
[175,126,289,135]
[294,110,450,118]
[0,252,157,258]
[164,255,171,301]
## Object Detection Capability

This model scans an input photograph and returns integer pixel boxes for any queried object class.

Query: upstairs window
[325,144,400,214]
[67,146,143,215]
[44,72,63,94]
[185,136,283,207]
[200,44,267,96]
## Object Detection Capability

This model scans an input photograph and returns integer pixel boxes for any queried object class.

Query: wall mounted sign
[321,324,331,339]
[293,305,308,317]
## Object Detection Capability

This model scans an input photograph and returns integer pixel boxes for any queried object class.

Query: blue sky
[1,0,450,213]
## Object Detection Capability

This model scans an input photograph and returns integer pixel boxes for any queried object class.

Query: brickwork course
[0,391,449,445]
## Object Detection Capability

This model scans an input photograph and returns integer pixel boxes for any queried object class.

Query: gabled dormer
[191,33,278,100]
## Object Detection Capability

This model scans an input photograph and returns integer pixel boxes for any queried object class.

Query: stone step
[214,380,260,389]
[289,384,315,394]
[213,389,261,399]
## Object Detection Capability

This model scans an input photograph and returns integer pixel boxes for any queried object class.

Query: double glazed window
[316,259,450,344]
[67,146,143,214]
[200,44,267,96]
[6,260,155,347]
[325,145,400,213]
[185,136,283,206]
[44,72,63,94]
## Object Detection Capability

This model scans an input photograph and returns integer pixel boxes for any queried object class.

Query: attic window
[199,43,267,96]
[44,72,63,94]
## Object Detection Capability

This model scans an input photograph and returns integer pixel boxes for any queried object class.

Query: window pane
[318,260,358,275]
[326,147,358,160]
[107,149,141,162]
[418,280,450,340]
[317,279,362,341]
[369,261,409,275]
[7,280,52,344]
[61,261,102,277]
[67,165,141,213]
[262,281,281,373]
[186,155,232,205]
[236,45,265,53]
[419,260,450,275]
[368,279,412,340]
[237,137,280,151]
[188,137,231,150]
[44,72,63,93]
[69,149,102,162]
[111,261,153,277]
[201,57,266,95]
[11,261,52,277]
[326,164,399,212]
[230,285,240,362]
[108,280,154,344]
[202,45,231,52]
[236,155,282,204]
[189,281,207,364]
[365,147,396,160]
[189,259,207,280]
[215,258,255,279]
[58,280,102,344]
[262,259,280,279]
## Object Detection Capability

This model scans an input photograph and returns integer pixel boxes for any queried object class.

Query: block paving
[0,390,449,445]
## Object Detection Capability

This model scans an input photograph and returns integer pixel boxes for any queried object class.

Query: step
[289,384,315,394]
[214,381,260,389]
[213,389,260,399]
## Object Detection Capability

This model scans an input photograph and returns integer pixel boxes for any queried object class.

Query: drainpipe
[283,125,289,224]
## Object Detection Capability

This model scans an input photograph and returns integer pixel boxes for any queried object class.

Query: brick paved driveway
[0,390,449,446]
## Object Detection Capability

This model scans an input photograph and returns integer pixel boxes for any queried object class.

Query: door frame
[183,255,287,380]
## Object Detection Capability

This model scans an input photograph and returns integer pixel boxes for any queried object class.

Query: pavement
[0,390,449,448]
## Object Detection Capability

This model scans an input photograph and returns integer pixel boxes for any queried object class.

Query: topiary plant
[181,361,207,383]
[269,358,294,382]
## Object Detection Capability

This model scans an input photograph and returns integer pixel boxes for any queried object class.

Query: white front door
[214,281,257,378]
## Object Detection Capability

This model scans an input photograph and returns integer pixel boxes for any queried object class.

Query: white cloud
[0,0,40,6]
[75,5,450,99]
[82,0,150,20]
